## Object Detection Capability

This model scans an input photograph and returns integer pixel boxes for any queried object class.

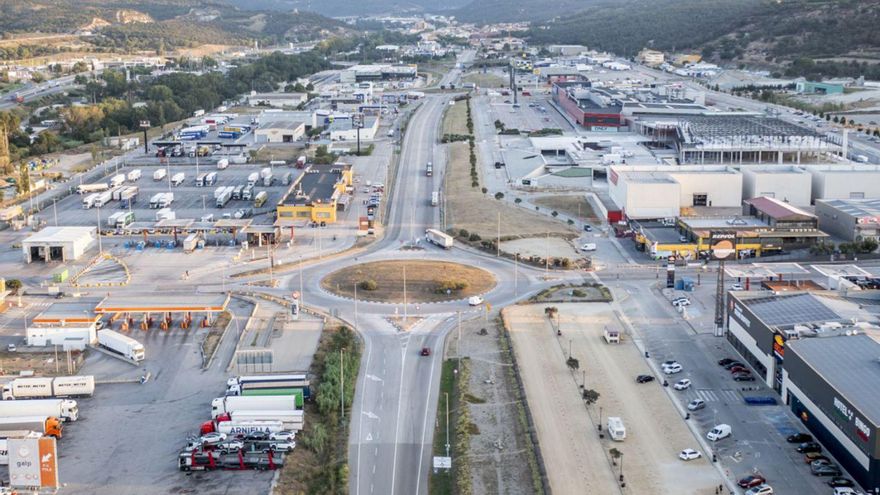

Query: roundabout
[320,259,496,303]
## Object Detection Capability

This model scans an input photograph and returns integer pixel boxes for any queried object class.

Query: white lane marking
[389,346,407,495]
[355,336,374,495]
[414,335,440,495]
[362,411,379,420]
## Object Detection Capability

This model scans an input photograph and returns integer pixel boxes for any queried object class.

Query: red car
[420,347,431,356]
[730,366,750,374]
[738,475,766,488]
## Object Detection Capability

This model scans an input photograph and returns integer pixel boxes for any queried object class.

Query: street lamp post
[139,120,150,154]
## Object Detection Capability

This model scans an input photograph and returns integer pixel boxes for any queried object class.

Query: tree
[30,132,62,155]
[833,116,840,123]
[5,279,22,294]
[494,192,504,200]
[17,162,29,194]
[582,389,600,405]
[609,447,622,465]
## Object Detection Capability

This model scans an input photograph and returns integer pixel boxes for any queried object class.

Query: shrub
[435,279,469,293]
[551,210,559,217]
[359,280,378,291]
[571,289,586,297]
[6,279,22,293]
[459,229,470,238]
[567,219,574,225]
[468,233,481,241]
[481,187,488,194]
[514,198,522,204]
[494,192,504,200]
[471,180,479,187]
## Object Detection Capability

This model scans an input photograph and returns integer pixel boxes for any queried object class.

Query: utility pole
[445,391,450,457]
[514,253,518,296]
[403,264,408,323]
[96,204,103,253]
[299,256,305,309]
[457,310,462,365]
[340,348,345,420]
[496,211,500,257]
[354,282,359,329]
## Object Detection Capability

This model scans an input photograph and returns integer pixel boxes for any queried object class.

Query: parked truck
[205,172,217,186]
[1,376,95,400]
[183,233,200,253]
[97,329,145,362]
[171,173,186,186]
[216,190,232,208]
[260,168,273,186]
[431,191,439,207]
[77,183,109,194]
[254,191,268,208]
[0,431,43,465]
[242,185,254,201]
[0,399,79,422]
[247,172,259,187]
[110,174,126,188]
[149,193,164,209]
[156,208,176,221]
[82,193,99,209]
[0,417,63,438]
[195,173,207,187]
[107,211,125,227]
[114,211,135,228]
[226,374,308,389]
[93,189,114,207]
[226,382,308,407]
[199,417,284,436]
[127,169,142,182]
[425,228,454,249]
[153,168,167,181]
[211,395,297,419]
[296,156,306,169]
[607,416,626,441]
[224,410,304,431]
[216,158,229,170]
[159,192,174,208]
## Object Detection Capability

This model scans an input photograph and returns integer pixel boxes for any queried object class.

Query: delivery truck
[97,329,145,362]
[82,193,99,209]
[425,228,454,249]
[149,193,164,209]
[226,374,308,389]
[1,376,95,400]
[225,410,304,431]
[171,173,186,186]
[183,233,200,253]
[159,192,174,208]
[216,189,232,208]
[127,169,142,182]
[0,417,63,438]
[110,174,126,188]
[607,416,626,441]
[211,396,297,419]
[247,172,259,187]
[200,418,284,436]
[93,189,113,207]
[216,158,229,170]
[195,173,207,187]
[0,399,79,422]
[254,191,268,208]
[153,168,167,181]
[204,172,217,186]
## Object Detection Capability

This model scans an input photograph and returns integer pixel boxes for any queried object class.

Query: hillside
[0,0,349,55]
[228,0,470,16]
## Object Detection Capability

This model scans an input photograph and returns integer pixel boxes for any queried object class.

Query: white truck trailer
[97,329,145,362]
[93,189,114,207]
[425,228,454,249]
[0,399,79,422]
[153,168,167,181]
[1,376,95,400]
[110,174,126,188]
[77,183,109,194]
[171,172,186,186]
[127,169,142,182]
[211,395,297,419]
[82,193,99,209]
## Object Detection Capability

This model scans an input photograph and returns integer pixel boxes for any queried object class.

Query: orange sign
[39,437,59,488]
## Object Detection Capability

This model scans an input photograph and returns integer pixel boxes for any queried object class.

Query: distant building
[276,163,353,224]
[815,198,880,241]
[636,49,665,67]
[255,120,306,143]
[673,54,702,66]
[247,92,308,108]
[22,226,97,263]
[795,81,844,95]
[547,44,587,56]
[339,64,417,83]
[328,115,379,142]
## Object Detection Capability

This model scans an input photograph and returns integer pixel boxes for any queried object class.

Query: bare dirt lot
[321,260,496,303]
[503,303,722,495]
[532,194,598,221]
[442,99,469,136]
[444,143,574,240]
[500,236,581,261]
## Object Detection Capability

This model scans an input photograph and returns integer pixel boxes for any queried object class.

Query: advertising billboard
[8,436,59,488]
[710,231,736,260]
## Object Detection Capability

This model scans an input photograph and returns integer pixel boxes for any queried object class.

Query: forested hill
[228,0,471,16]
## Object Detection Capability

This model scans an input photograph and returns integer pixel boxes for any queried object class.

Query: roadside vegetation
[275,325,361,494]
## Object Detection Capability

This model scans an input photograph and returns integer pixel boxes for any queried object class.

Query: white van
[706,424,731,441]
[580,243,597,252]
[607,417,626,441]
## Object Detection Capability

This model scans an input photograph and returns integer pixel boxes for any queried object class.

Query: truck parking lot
[55,163,298,228]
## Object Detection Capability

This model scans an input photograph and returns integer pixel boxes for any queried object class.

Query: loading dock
[22,226,97,263]
[94,294,230,331]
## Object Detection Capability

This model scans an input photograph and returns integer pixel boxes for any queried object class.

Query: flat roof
[741,292,844,328]
[682,217,768,229]
[24,226,96,244]
[95,293,229,313]
[817,198,880,219]
[32,300,102,324]
[724,262,809,279]
[619,171,677,184]
[282,164,348,206]
[810,264,873,278]
[260,120,305,131]
[787,334,880,426]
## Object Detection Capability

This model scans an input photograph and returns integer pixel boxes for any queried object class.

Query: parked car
[266,440,295,453]
[663,363,683,374]
[787,433,813,443]
[244,431,270,441]
[812,464,842,477]
[420,347,431,356]
[468,296,484,306]
[217,439,244,453]
[679,448,701,461]
[827,477,855,488]
[707,424,732,441]
[269,431,296,442]
[745,485,774,495]
[673,379,691,390]
[580,243,597,252]
[833,488,864,495]
[636,375,655,383]
[583,225,593,232]
[717,358,736,366]
[687,399,706,411]
[662,360,679,367]
[797,442,823,453]
[671,297,691,307]
[733,372,756,381]
[200,432,227,445]
[6,344,15,352]
[731,283,744,291]
[811,459,832,468]
[803,453,828,464]
[729,365,750,374]
[723,361,745,370]
[738,475,766,489]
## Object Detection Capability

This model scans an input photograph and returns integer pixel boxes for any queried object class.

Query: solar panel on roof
[747,293,840,327]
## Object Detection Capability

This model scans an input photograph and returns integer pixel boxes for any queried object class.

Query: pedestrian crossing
[691,388,740,403]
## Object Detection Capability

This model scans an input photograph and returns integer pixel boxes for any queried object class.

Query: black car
[812,464,842,477]
[827,477,854,488]
[797,442,823,453]
[718,358,735,366]
[723,361,745,370]
[636,375,655,383]
[787,433,813,443]
[733,372,756,381]
[244,431,270,441]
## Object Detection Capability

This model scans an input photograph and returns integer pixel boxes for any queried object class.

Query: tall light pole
[354,282,359,329]
[403,264,408,323]
[340,348,345,420]
[445,391,450,457]
[299,256,304,308]
[514,253,519,296]
[139,120,150,155]
[96,204,103,253]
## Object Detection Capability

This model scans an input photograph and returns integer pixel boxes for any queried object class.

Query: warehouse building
[21,226,96,263]
[552,83,623,130]
[807,164,880,202]
[608,165,742,219]
[276,163,353,224]
[815,199,880,241]
[726,291,880,492]
[339,64,417,83]
[255,120,306,143]
[741,166,813,206]
[328,115,379,141]
[795,81,845,95]
[247,92,308,108]
[26,301,100,349]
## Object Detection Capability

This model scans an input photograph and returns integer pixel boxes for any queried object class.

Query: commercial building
[741,166,813,206]
[636,49,665,66]
[22,226,97,263]
[247,92,308,108]
[339,64,417,83]
[547,45,587,56]
[815,199,880,241]
[795,81,845,95]
[328,115,379,142]
[254,120,306,143]
[726,291,880,492]
[608,165,743,219]
[26,301,100,349]
[276,163,353,224]
[552,83,622,130]
[807,164,880,202]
